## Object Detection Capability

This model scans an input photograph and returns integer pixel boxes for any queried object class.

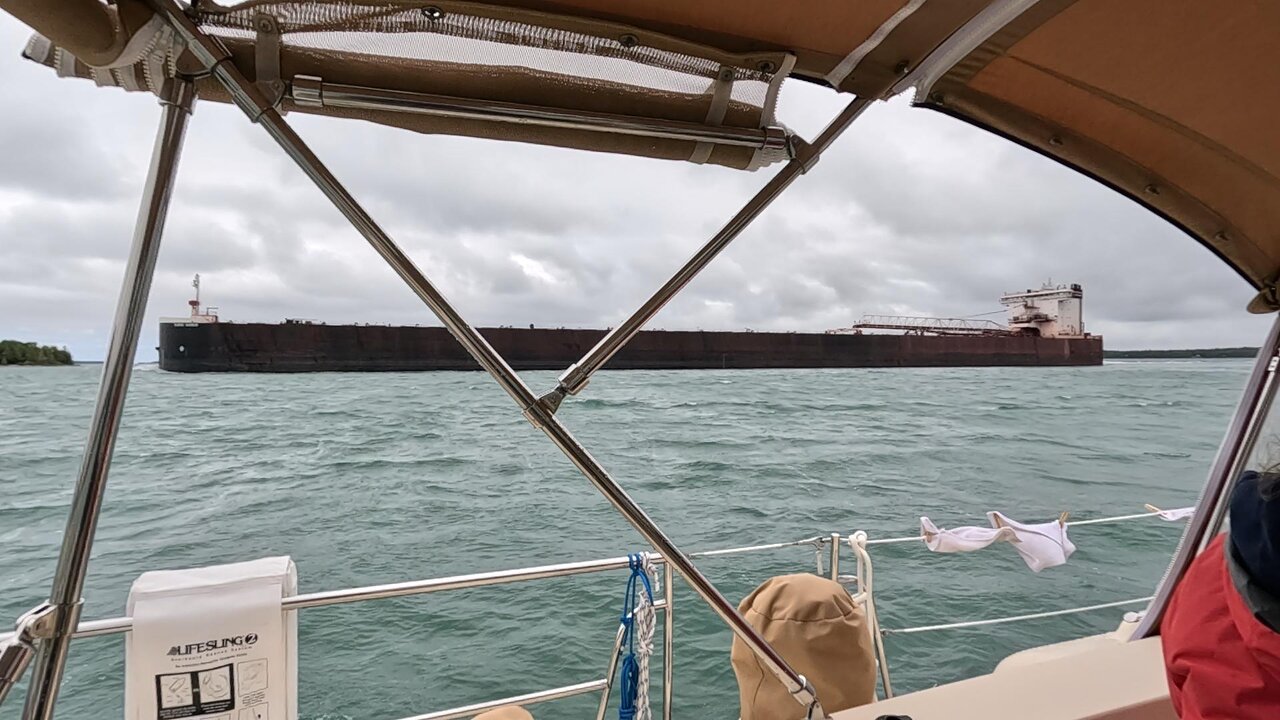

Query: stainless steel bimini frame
[547,98,872,406]
[2,1,879,717]
[4,77,197,719]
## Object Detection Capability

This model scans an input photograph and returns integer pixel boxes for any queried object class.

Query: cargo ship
[158,280,1101,372]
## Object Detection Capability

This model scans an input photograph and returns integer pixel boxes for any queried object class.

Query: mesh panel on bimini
[202,1,779,101]
[22,0,796,169]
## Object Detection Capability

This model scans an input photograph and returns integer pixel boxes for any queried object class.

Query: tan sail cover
[731,574,877,719]
[3,0,1279,287]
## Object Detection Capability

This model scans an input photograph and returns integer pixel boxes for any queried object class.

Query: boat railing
[2,508,1185,719]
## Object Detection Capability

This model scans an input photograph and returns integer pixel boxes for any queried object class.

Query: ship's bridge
[999,284,1086,338]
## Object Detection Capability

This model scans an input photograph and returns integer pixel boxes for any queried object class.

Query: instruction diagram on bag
[158,673,192,710]
[237,659,268,695]
[200,666,232,703]
[155,663,237,719]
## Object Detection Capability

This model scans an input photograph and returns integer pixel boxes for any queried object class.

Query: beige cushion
[731,574,877,720]
[472,706,533,720]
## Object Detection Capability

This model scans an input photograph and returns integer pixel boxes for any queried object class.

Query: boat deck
[835,633,1174,720]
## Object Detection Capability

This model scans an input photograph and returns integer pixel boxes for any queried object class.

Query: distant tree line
[1104,347,1258,359]
[0,340,73,366]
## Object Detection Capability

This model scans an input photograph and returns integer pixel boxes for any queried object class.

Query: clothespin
[1058,511,1070,526]
[919,517,938,541]
[991,514,1006,529]
[1144,503,1161,513]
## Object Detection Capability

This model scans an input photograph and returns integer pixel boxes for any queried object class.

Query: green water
[0,361,1249,718]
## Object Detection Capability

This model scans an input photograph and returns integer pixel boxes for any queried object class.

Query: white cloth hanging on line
[987,511,1076,572]
[919,516,1016,553]
[1145,504,1195,522]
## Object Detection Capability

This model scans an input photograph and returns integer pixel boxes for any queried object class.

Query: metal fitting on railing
[807,536,829,575]
[828,533,842,581]
[0,604,58,706]
[0,636,34,707]
[791,675,825,720]
[556,362,590,398]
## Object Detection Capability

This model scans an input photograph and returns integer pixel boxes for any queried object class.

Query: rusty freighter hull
[158,322,1103,372]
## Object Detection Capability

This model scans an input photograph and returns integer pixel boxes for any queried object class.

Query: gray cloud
[0,14,1269,360]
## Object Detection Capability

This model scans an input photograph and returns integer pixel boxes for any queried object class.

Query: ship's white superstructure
[1000,284,1085,338]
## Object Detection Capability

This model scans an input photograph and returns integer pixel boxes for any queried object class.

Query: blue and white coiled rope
[618,553,656,720]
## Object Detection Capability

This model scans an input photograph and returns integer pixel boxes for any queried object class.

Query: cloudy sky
[0,15,1269,360]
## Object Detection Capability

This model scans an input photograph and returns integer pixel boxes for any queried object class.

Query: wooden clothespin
[1144,503,1162,513]
[991,514,1006,529]
[1058,511,1070,526]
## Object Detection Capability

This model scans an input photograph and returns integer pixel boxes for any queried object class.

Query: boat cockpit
[2,1,1279,719]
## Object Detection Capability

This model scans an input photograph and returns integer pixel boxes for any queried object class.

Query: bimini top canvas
[8,0,1280,293]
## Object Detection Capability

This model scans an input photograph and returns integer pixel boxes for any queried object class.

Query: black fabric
[1229,470,1280,603]
[1227,536,1280,632]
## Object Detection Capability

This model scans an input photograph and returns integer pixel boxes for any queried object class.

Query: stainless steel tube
[1135,314,1280,638]
[62,552,625,636]
[252,113,531,407]
[1198,351,1280,547]
[0,638,34,709]
[525,407,819,710]
[291,555,638,610]
[150,2,820,712]
[828,533,841,581]
[46,536,813,640]
[692,536,825,558]
[291,79,787,149]
[403,680,608,720]
[662,563,674,720]
[20,79,196,720]
[594,622,630,720]
[0,605,50,708]
[554,97,874,397]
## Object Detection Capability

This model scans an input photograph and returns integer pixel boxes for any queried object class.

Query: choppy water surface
[0,361,1250,718]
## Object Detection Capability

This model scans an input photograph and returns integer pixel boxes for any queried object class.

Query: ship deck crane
[828,315,1014,336]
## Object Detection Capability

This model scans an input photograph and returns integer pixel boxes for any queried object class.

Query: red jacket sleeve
[1161,536,1280,720]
